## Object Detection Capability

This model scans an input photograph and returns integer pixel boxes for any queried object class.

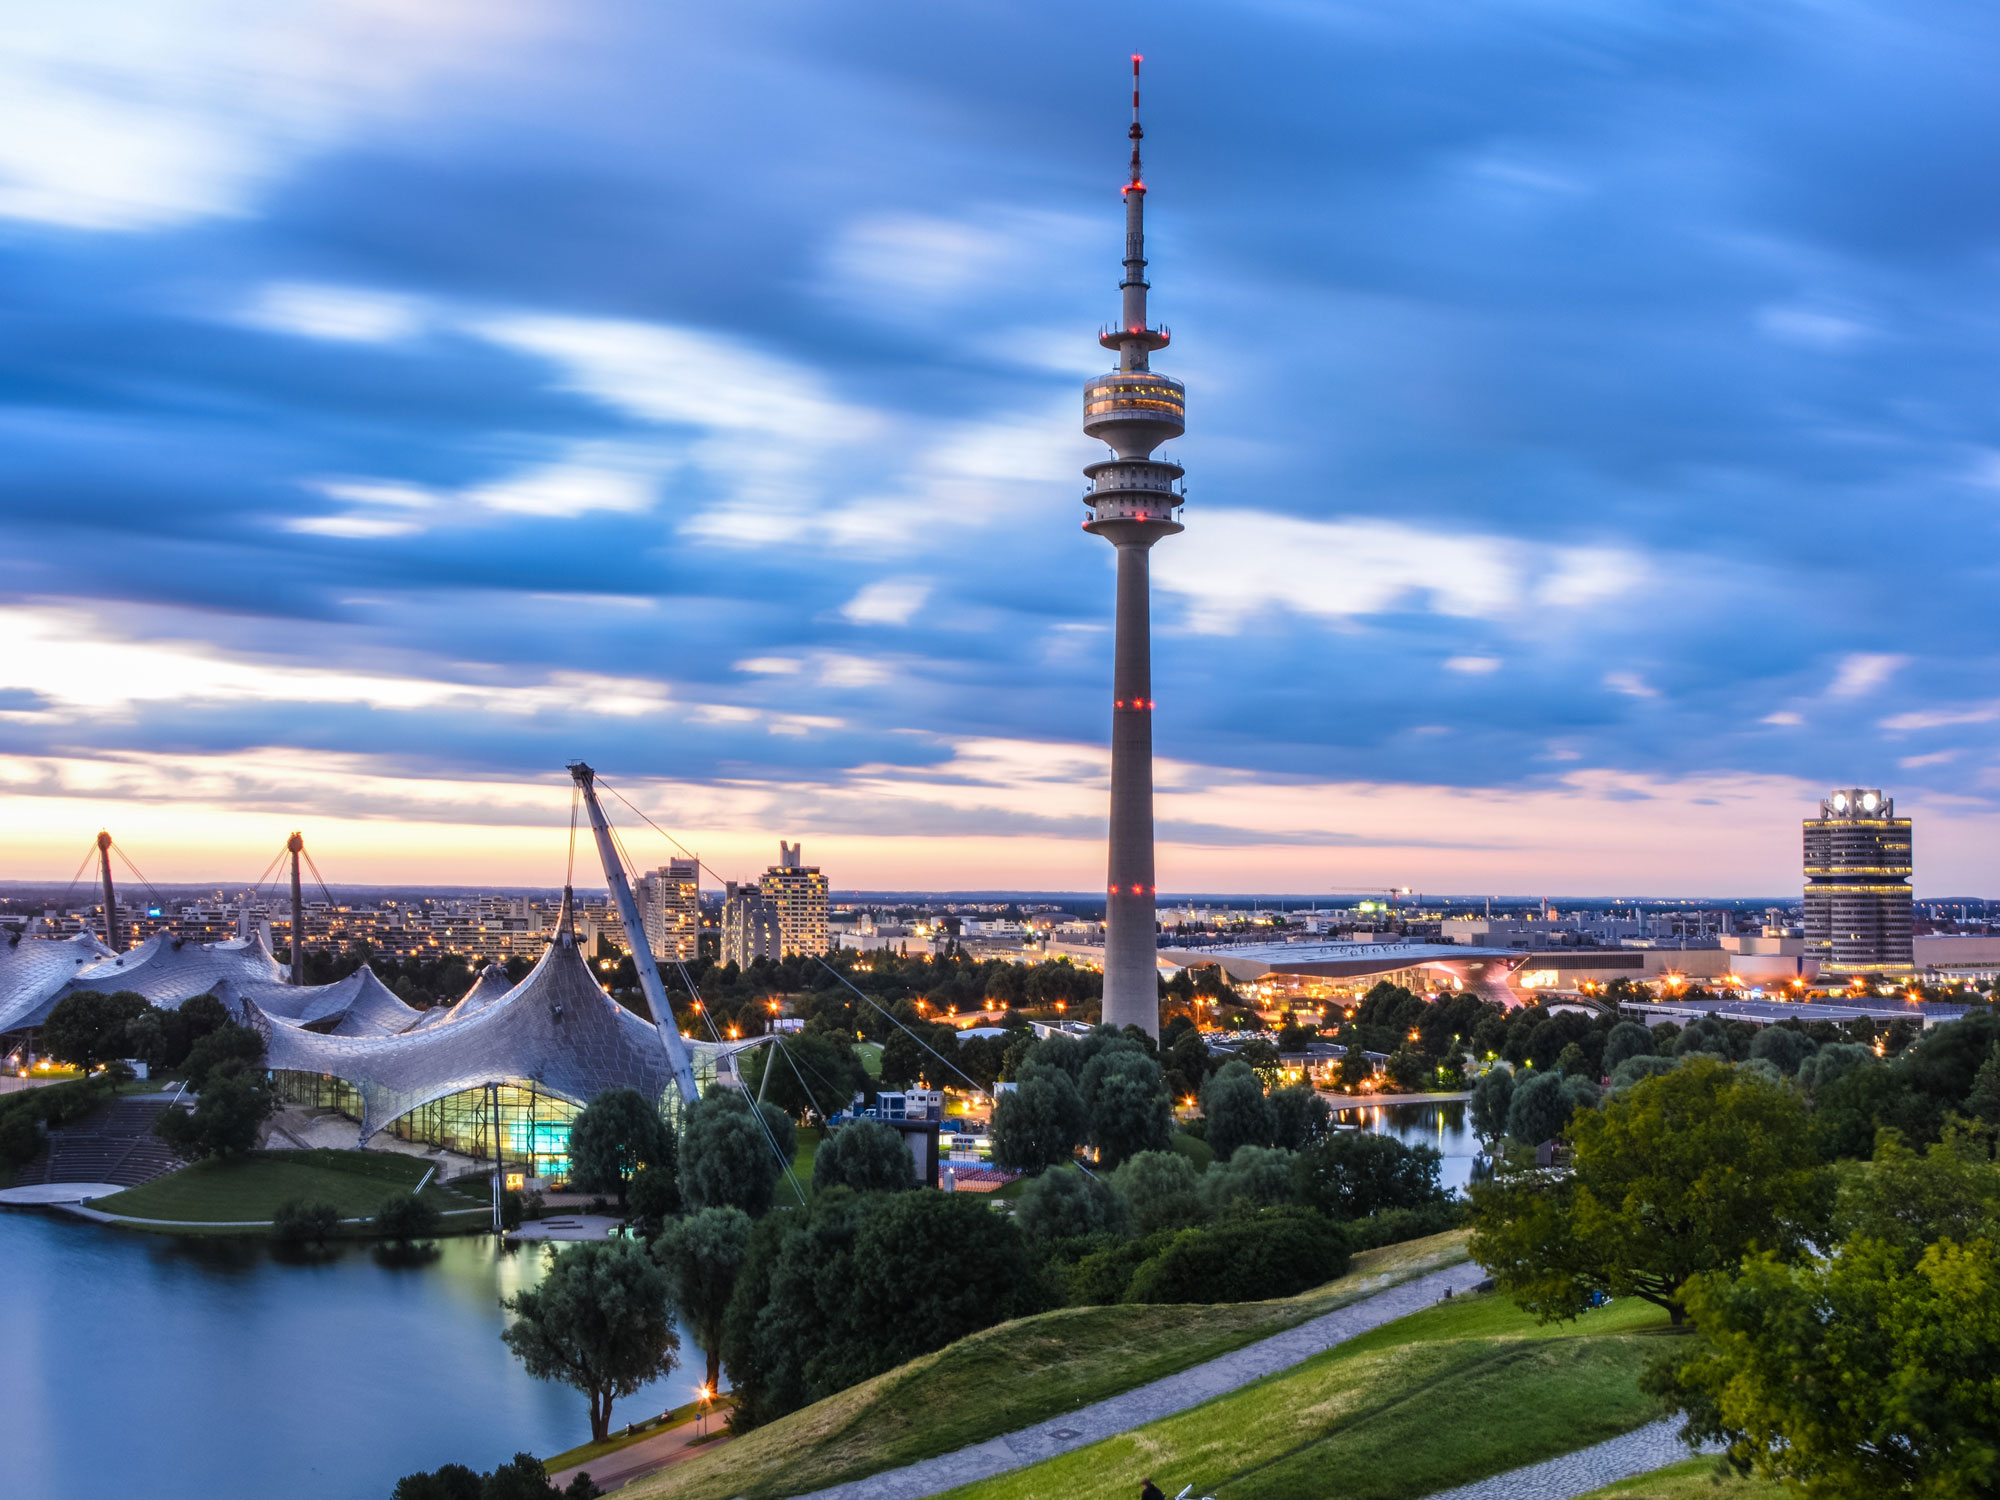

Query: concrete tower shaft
[1083,56,1182,1040]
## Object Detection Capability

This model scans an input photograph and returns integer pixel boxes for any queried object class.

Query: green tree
[679,1088,797,1216]
[41,990,149,1073]
[1653,1234,2000,1498]
[1963,1042,2000,1125]
[989,1070,1086,1172]
[1504,1068,1575,1145]
[181,1023,267,1091]
[567,1088,675,1212]
[503,1239,679,1442]
[1110,1149,1206,1235]
[1471,1059,1830,1324]
[744,1032,868,1121]
[395,1450,604,1498]
[1600,1022,1656,1074]
[1083,1048,1171,1167]
[1201,1060,1273,1162]
[1336,1045,1372,1091]
[154,1057,273,1160]
[654,1206,751,1392]
[1748,1024,1815,1076]
[1268,1084,1331,1151]
[1293,1131,1444,1220]
[1469,1066,1514,1142]
[813,1119,915,1193]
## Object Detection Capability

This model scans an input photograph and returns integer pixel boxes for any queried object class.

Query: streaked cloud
[841,579,932,627]
[1828,652,1908,699]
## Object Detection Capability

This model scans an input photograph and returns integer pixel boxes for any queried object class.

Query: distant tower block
[1083,56,1185,1040]
[1804,788,1914,978]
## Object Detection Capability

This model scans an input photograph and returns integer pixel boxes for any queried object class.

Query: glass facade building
[1804,787,1914,978]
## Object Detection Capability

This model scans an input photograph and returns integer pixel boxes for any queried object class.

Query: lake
[1333,1099,1482,1193]
[0,1214,712,1500]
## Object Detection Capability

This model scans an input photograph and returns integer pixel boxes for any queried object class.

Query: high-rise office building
[759,840,829,959]
[721,880,781,969]
[1082,58,1183,1038]
[1804,787,1913,978]
[636,858,700,962]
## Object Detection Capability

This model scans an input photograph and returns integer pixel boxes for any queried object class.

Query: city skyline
[8,5,2000,892]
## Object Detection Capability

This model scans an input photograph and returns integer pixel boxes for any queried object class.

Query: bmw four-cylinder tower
[1084,56,1184,1039]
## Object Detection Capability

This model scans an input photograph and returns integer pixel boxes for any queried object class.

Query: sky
[4,0,2000,897]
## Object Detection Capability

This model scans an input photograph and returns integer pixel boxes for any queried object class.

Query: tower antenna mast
[1081,55,1186,1039]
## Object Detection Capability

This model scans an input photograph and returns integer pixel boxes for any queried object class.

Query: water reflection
[1329,1100,1482,1194]
[0,1215,713,1500]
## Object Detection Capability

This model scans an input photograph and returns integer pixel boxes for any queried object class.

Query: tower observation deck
[1084,57,1182,1039]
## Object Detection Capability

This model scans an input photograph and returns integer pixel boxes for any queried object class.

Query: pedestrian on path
[1140,1478,1164,1500]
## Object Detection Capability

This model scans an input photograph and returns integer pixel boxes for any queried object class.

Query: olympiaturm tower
[1083,56,1185,1039]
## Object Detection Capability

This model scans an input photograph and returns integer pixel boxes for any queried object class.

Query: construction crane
[569,761,701,1108]
[1328,886,1417,910]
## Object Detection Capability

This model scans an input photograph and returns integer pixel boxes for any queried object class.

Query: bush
[1110,1150,1205,1235]
[1293,1131,1446,1220]
[273,1199,341,1247]
[1125,1209,1351,1304]
[813,1119,916,1194]
[1015,1166,1123,1243]
[394,1449,604,1498]
[1062,1231,1173,1305]
[375,1193,443,1243]
[721,1187,1034,1426]
[1345,1200,1464,1252]
[1202,1144,1297,1216]
[0,1108,42,1167]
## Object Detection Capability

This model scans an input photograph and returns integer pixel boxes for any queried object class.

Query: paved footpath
[1420,1419,1715,1500]
[791,1260,1487,1500]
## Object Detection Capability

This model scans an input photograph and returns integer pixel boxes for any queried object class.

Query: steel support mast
[569,762,702,1106]
[95,830,121,953]
[287,831,306,984]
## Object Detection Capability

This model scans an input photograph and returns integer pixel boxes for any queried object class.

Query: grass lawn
[626,1231,1471,1500]
[1579,1457,1785,1498]
[778,1128,821,1207]
[933,1291,1675,1500]
[853,1040,883,1078]
[91,1148,486,1230]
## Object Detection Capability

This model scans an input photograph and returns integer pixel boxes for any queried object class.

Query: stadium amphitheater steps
[15,1096,183,1188]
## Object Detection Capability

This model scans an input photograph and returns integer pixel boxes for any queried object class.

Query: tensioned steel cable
[597,776,994,1106]
[585,789,804,1203]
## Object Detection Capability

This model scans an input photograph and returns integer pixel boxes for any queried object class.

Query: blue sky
[3,0,1998,895]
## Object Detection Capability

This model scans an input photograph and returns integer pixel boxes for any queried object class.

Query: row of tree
[1468,1006,2000,1496]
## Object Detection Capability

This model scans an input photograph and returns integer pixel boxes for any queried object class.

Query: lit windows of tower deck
[1083,56,1184,1039]
[1804,788,1914,978]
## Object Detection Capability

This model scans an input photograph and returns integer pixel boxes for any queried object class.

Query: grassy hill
[936,1291,1677,1500]
[90,1148,486,1231]
[1579,1458,1784,1498]
[625,1231,1470,1500]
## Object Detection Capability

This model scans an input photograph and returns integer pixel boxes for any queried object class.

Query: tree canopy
[502,1239,679,1442]
[1472,1059,1830,1324]
[678,1088,797,1216]
[654,1206,751,1392]
[566,1088,675,1210]
[812,1119,915,1194]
